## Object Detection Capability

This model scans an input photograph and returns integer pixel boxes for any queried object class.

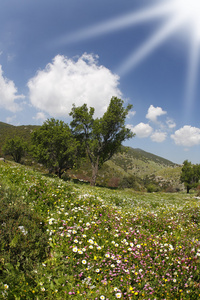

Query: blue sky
[0,0,200,164]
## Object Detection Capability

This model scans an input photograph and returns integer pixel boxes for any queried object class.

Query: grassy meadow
[0,161,200,299]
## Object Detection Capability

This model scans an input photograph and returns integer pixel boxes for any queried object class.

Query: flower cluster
[0,162,200,299]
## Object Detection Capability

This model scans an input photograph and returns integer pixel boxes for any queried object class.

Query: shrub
[119,175,141,190]
[147,183,158,193]
[0,183,49,273]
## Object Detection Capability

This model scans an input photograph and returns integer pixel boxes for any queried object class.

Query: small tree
[70,97,135,186]
[180,160,200,193]
[3,136,27,163]
[31,118,78,178]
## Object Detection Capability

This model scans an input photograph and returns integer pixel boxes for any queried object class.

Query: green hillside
[0,161,199,299]
[0,121,181,190]
[0,122,39,155]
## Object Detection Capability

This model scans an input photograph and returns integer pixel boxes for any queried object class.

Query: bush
[0,183,49,273]
[119,175,141,190]
[146,184,158,193]
[196,185,200,196]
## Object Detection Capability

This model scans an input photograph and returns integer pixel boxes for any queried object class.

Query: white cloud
[27,53,122,118]
[6,115,16,124]
[0,65,24,112]
[127,122,153,138]
[127,110,136,118]
[146,104,167,122]
[171,125,200,147]
[166,118,176,129]
[151,130,167,142]
[33,112,47,123]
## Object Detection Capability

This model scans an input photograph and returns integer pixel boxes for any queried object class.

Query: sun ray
[56,2,173,45]
[117,15,185,76]
[53,0,200,119]
[184,36,200,117]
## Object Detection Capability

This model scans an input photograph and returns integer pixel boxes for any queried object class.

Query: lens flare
[55,0,200,116]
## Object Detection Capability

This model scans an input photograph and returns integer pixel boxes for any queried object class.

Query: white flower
[41,287,45,291]
[139,269,143,273]
[96,269,100,273]
[48,218,54,225]
[100,296,105,300]
[72,247,78,252]
[18,226,28,235]
[82,259,87,264]
[4,284,9,290]
[105,253,110,258]
[116,292,122,298]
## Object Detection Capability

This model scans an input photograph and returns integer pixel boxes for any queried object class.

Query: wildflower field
[0,161,200,299]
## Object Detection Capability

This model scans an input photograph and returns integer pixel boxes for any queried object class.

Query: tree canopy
[31,118,78,178]
[3,136,27,163]
[180,160,200,193]
[70,97,135,185]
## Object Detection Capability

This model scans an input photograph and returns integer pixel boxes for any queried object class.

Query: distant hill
[67,146,181,190]
[0,122,39,155]
[0,121,182,190]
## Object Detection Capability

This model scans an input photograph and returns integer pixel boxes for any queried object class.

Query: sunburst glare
[57,0,200,116]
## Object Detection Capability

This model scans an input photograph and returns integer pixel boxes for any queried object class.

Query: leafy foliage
[70,97,134,185]
[0,182,49,275]
[0,121,39,156]
[31,118,78,178]
[0,121,181,190]
[180,160,200,193]
[3,136,27,163]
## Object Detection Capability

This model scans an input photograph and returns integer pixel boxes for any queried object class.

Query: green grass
[0,161,200,299]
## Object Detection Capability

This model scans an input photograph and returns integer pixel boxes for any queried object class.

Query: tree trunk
[187,186,190,194]
[90,162,99,186]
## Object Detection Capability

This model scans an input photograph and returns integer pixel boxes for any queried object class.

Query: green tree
[70,97,135,186]
[31,118,78,178]
[3,136,27,163]
[180,160,200,193]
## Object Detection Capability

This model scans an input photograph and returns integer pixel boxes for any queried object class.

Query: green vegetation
[31,118,78,178]
[70,97,134,185]
[0,121,39,157]
[0,118,182,191]
[0,161,200,299]
[180,160,200,193]
[3,136,27,163]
